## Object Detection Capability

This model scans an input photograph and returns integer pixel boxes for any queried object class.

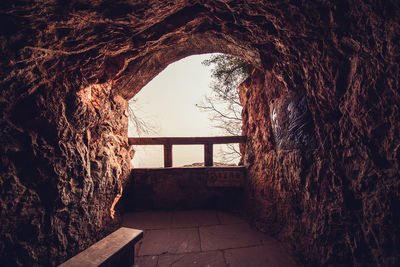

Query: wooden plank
[128,136,246,145]
[164,143,172,167]
[59,227,143,267]
[204,143,213,166]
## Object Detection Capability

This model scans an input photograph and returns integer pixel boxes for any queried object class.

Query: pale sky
[128,53,239,168]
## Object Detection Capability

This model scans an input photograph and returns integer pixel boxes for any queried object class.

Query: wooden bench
[59,227,143,267]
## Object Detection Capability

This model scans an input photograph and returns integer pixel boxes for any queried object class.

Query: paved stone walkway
[122,210,297,267]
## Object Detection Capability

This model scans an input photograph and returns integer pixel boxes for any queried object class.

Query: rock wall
[0,79,131,265]
[240,52,400,266]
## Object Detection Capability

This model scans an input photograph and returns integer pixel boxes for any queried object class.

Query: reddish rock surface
[0,0,399,266]
[240,42,400,267]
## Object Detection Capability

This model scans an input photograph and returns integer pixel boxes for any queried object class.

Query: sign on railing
[128,136,246,167]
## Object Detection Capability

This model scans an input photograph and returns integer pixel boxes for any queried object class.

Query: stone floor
[122,210,297,267]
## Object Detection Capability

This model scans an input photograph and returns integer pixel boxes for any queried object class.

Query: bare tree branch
[197,54,252,163]
[128,99,157,136]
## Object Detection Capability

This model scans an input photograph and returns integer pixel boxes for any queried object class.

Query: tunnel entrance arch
[112,33,262,101]
[2,1,397,266]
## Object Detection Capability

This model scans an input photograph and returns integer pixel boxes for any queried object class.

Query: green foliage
[202,54,252,94]
[198,54,252,163]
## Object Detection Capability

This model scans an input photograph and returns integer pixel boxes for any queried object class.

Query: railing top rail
[128,136,246,145]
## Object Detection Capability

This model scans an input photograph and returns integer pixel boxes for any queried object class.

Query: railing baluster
[204,143,213,166]
[164,143,172,167]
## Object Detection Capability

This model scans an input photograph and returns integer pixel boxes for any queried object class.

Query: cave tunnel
[1,1,399,266]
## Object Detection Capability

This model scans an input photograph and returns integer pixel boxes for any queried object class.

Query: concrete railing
[128,136,246,167]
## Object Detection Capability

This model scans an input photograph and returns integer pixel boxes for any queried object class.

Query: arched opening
[112,32,262,100]
[128,53,244,168]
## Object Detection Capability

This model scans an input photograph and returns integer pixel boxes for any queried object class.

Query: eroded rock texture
[240,24,400,267]
[0,78,131,265]
[1,0,399,266]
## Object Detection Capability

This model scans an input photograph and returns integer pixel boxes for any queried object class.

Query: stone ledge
[124,168,245,210]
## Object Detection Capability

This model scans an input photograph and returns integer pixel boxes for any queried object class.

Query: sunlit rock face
[0,79,130,265]
[1,0,399,266]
